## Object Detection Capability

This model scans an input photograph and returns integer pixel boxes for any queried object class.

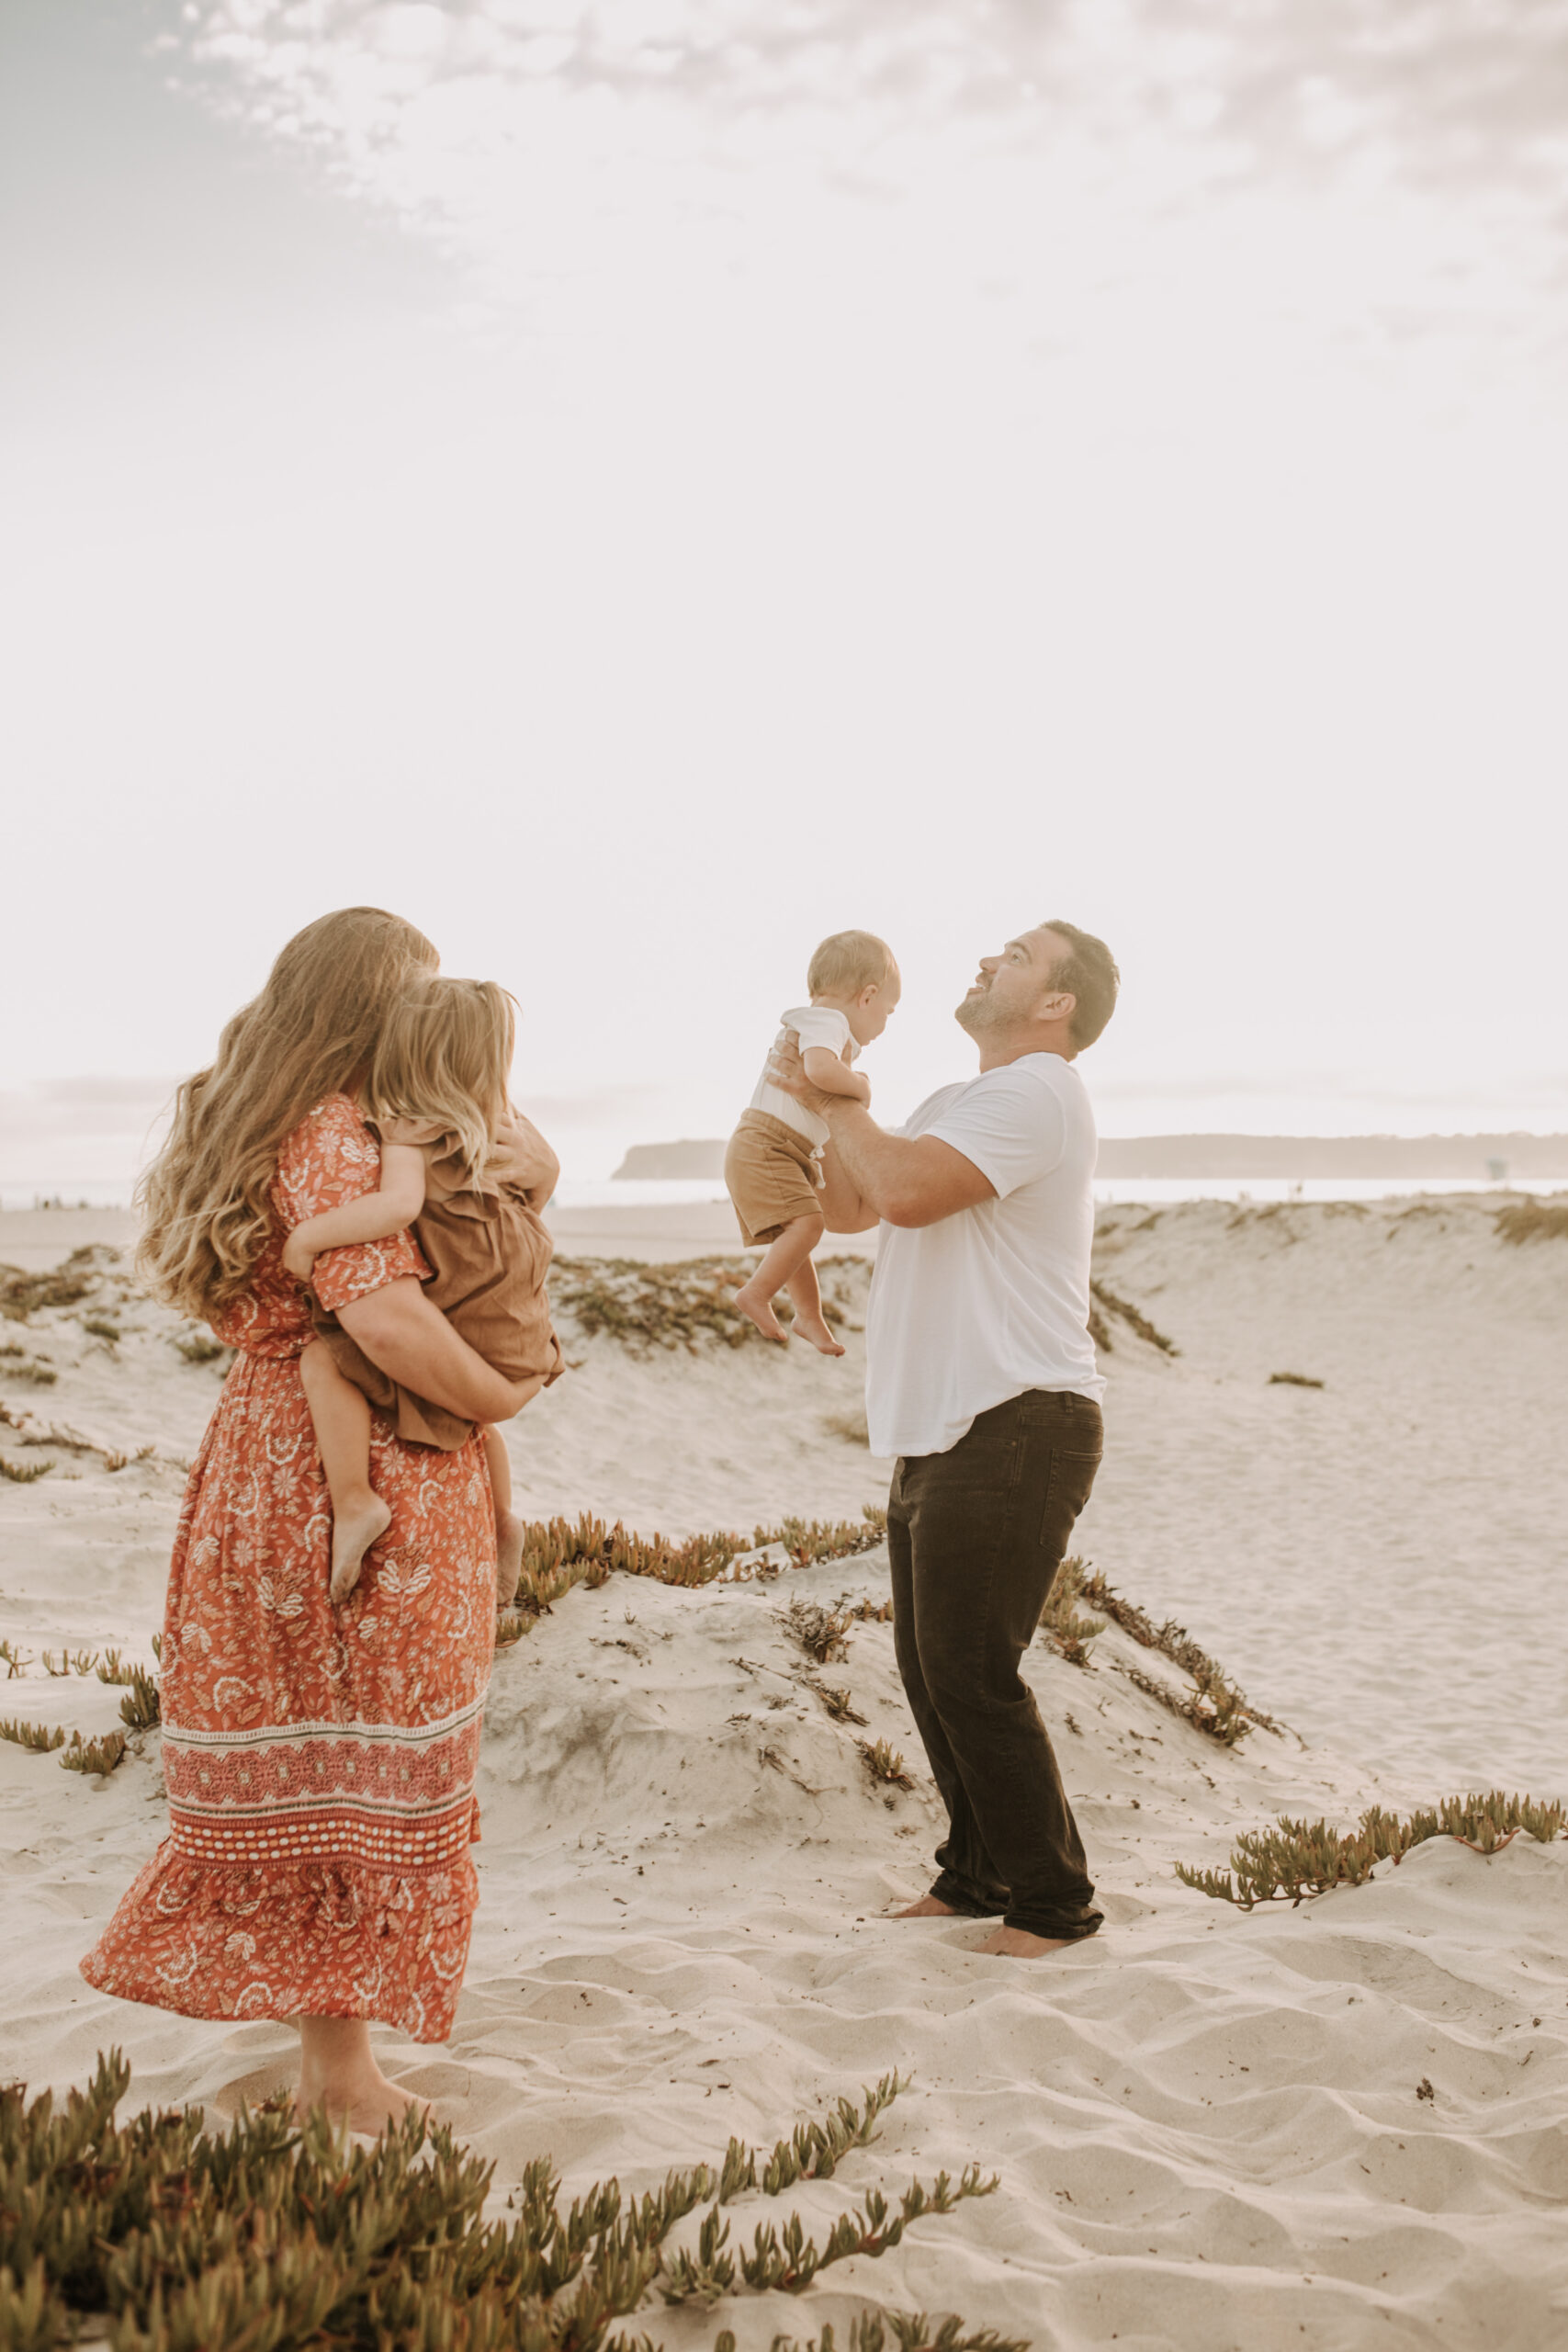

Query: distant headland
[614,1133,1568,1181]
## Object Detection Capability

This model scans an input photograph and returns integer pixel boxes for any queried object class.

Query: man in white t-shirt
[770,918,1119,1958]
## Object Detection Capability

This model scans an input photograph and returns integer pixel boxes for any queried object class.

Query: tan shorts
[725,1109,826,1246]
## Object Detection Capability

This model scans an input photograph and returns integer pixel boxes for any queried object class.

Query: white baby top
[749,1003,858,1152]
[864,1050,1105,1460]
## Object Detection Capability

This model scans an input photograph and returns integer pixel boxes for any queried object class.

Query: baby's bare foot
[330,1494,392,1605]
[495,1510,525,1610]
[791,1309,845,1358]
[734,1282,789,1344]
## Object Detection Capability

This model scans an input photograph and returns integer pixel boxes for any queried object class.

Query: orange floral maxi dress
[81,1096,497,2042]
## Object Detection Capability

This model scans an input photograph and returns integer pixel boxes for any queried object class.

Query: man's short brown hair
[807,929,898,998]
[1041,920,1119,1049]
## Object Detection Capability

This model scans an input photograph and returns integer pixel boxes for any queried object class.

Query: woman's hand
[767,1029,841,1125]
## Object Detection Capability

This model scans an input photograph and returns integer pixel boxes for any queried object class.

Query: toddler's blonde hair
[807,929,897,999]
[364,976,516,1184]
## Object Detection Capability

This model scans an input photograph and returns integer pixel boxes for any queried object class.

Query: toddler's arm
[282,1141,428,1283]
[803,1046,872,1107]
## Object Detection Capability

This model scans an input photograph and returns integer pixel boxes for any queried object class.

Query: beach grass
[505,1508,888,1623]
[551,1253,865,1356]
[0,2053,1020,2351]
[1495,1197,1568,1245]
[1077,1568,1276,1746]
[1178,1790,1566,1908]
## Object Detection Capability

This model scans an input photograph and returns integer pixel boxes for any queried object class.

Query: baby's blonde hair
[363,976,516,1184]
[807,929,897,999]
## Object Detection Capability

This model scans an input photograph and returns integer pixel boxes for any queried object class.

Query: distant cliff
[613,1133,1568,1181]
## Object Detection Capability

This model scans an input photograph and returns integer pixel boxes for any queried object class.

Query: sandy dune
[2,1202,1563,2348]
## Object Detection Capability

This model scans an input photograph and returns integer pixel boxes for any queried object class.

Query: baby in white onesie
[724,929,900,1351]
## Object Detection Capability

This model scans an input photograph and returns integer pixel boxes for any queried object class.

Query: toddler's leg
[783,1251,845,1358]
[299,1340,392,1604]
[735,1213,826,1345]
[481,1425,525,1612]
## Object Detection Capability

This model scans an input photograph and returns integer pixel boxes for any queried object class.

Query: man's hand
[768,1028,840,1123]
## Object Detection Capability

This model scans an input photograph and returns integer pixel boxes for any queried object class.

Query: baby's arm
[282,1142,428,1283]
[802,1046,872,1107]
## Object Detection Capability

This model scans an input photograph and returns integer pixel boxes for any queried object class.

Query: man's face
[955,927,1067,1035]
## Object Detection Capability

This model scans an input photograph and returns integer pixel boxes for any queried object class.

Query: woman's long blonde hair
[362,978,517,1187]
[137,908,439,1320]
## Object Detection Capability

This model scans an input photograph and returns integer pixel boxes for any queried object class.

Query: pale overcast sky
[4,0,1566,1189]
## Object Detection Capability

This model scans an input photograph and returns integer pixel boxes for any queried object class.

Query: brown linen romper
[313,1115,563,1448]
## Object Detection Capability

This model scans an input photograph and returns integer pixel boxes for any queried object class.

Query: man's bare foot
[495,1510,525,1610]
[789,1309,846,1358]
[734,1282,789,1344]
[890,1894,963,1917]
[329,1493,392,1605]
[974,1925,1084,1957]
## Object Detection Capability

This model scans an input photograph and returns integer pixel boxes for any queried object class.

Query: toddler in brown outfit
[725,930,899,1350]
[283,976,561,1605]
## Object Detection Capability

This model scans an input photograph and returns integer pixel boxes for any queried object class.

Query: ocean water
[6,1173,1567,1216]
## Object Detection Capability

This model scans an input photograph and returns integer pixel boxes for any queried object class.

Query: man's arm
[821,1104,995,1227]
[772,1032,994,1229]
[802,1046,872,1105]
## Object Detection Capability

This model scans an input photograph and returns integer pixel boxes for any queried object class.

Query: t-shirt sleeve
[274,1096,431,1312]
[923,1066,1067,1198]
[789,1006,853,1061]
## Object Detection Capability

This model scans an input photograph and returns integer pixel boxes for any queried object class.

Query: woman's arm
[336,1280,530,1422]
[282,1144,427,1281]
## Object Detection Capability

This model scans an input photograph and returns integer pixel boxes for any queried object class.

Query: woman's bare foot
[329,1492,392,1604]
[495,1510,525,1610]
[891,1894,963,1917]
[974,1925,1083,1957]
[734,1281,789,1343]
[296,2017,429,2137]
[789,1308,846,1358]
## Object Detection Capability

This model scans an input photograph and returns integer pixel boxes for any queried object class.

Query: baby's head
[367,975,517,1180]
[807,930,901,1046]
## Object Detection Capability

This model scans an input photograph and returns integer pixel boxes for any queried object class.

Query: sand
[2,1200,1564,2349]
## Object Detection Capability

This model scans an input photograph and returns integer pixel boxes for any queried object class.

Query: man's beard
[955,986,1003,1036]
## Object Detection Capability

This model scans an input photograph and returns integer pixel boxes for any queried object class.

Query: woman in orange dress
[81,908,536,2131]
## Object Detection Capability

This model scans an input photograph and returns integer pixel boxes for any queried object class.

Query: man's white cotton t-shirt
[864,1052,1104,1459]
[749,1004,857,1151]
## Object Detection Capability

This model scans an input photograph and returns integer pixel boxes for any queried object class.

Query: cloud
[166,0,1568,410]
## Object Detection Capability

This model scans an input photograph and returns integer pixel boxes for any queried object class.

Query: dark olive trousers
[887,1387,1103,1941]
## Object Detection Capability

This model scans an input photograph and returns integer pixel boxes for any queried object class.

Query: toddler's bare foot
[495,1510,525,1610]
[734,1281,789,1344]
[330,1493,391,1605]
[790,1308,845,1358]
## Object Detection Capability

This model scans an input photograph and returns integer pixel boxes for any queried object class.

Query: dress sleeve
[274,1096,431,1313]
